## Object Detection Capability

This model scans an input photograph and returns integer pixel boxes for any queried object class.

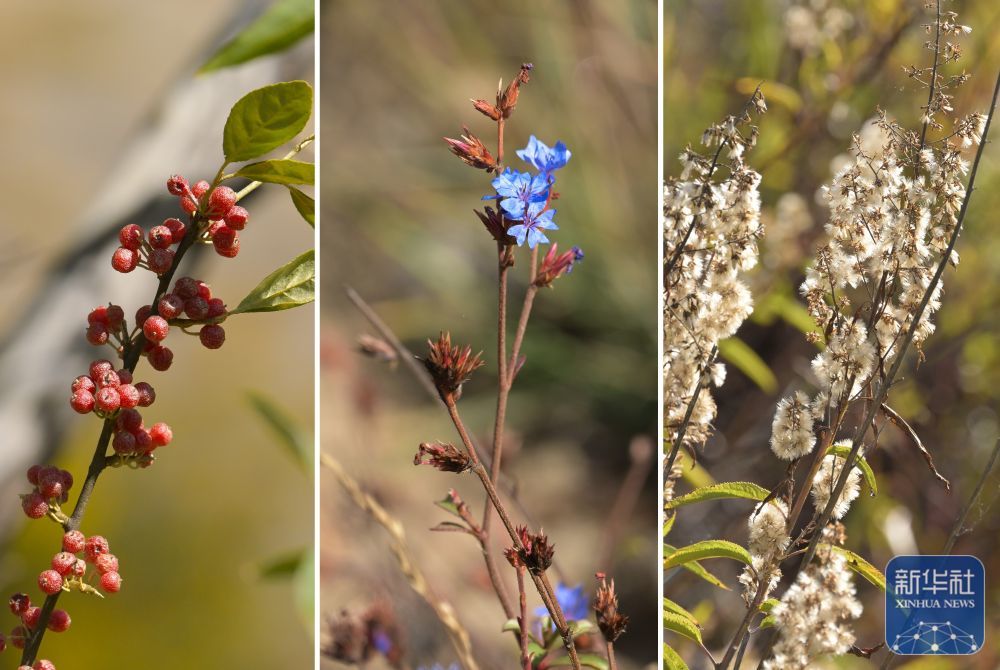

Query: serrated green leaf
[247,391,310,471]
[224,81,312,162]
[232,249,314,314]
[663,598,697,623]
[200,0,314,73]
[828,545,886,591]
[665,481,770,510]
[664,540,752,570]
[827,445,878,496]
[665,544,730,589]
[288,186,315,226]
[663,644,690,670]
[664,611,703,644]
[235,159,314,185]
[718,337,778,394]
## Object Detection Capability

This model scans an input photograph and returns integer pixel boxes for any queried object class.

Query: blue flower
[507,202,557,249]
[484,167,549,220]
[566,246,584,273]
[516,136,571,178]
[534,582,589,623]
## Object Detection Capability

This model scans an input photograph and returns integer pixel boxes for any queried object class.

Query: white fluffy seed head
[811,448,862,519]
[769,391,816,460]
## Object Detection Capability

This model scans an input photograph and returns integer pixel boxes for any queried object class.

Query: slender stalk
[664,345,717,476]
[516,566,531,670]
[606,640,618,670]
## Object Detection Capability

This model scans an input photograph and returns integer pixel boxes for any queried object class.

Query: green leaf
[224,81,313,162]
[231,249,314,314]
[665,481,770,510]
[502,618,521,633]
[200,0,314,73]
[664,544,730,590]
[828,545,886,591]
[234,159,314,185]
[663,512,676,537]
[760,598,780,613]
[663,598,697,624]
[759,614,777,629]
[247,391,311,472]
[434,496,461,518]
[257,548,304,579]
[664,540,752,570]
[663,644,690,670]
[827,445,878,496]
[568,619,596,639]
[718,337,778,394]
[663,611,703,645]
[288,186,315,226]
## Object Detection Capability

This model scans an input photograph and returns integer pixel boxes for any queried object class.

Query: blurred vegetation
[321,1,657,668]
[665,0,1000,667]
[0,2,313,667]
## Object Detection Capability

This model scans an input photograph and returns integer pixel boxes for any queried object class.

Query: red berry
[215,237,240,258]
[84,536,110,562]
[208,220,226,238]
[89,359,113,380]
[192,180,211,198]
[112,430,136,455]
[135,304,152,325]
[224,205,249,230]
[148,225,173,249]
[117,368,133,385]
[100,572,122,593]
[23,606,41,629]
[116,408,143,433]
[106,304,125,329]
[167,174,188,195]
[26,465,42,485]
[180,197,197,214]
[47,610,70,633]
[10,625,27,649]
[119,224,143,251]
[199,324,226,350]
[118,384,140,409]
[69,390,94,413]
[85,322,109,345]
[163,217,186,243]
[207,186,237,217]
[134,429,153,453]
[37,570,62,595]
[149,423,173,447]
[143,315,169,342]
[59,469,73,491]
[9,594,30,616]
[134,382,156,407]
[158,293,184,319]
[88,305,109,325]
[148,248,175,275]
[184,297,209,320]
[207,298,226,318]
[71,375,95,393]
[62,530,85,554]
[51,552,76,576]
[174,276,199,299]
[111,247,138,273]
[37,473,63,500]
[96,369,120,389]
[197,281,212,300]
[71,560,86,577]
[94,553,119,574]
[95,387,121,414]
[34,660,57,670]
[212,225,238,252]
[21,492,48,519]
[148,346,173,371]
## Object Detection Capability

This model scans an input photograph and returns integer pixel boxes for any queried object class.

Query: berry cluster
[18,467,73,521]
[69,359,155,417]
[142,276,228,355]
[168,175,249,258]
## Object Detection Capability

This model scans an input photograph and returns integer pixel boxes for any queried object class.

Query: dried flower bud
[413,441,472,473]
[498,63,533,119]
[594,573,628,642]
[471,98,501,121]
[534,243,584,287]
[444,127,498,172]
[423,332,485,401]
[474,206,506,242]
[513,525,554,574]
[357,334,397,364]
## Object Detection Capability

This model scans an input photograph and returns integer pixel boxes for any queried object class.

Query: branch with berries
[7,80,315,669]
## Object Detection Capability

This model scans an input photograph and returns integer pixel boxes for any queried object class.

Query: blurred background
[0,2,313,667]
[321,1,657,669]
[665,0,1000,667]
